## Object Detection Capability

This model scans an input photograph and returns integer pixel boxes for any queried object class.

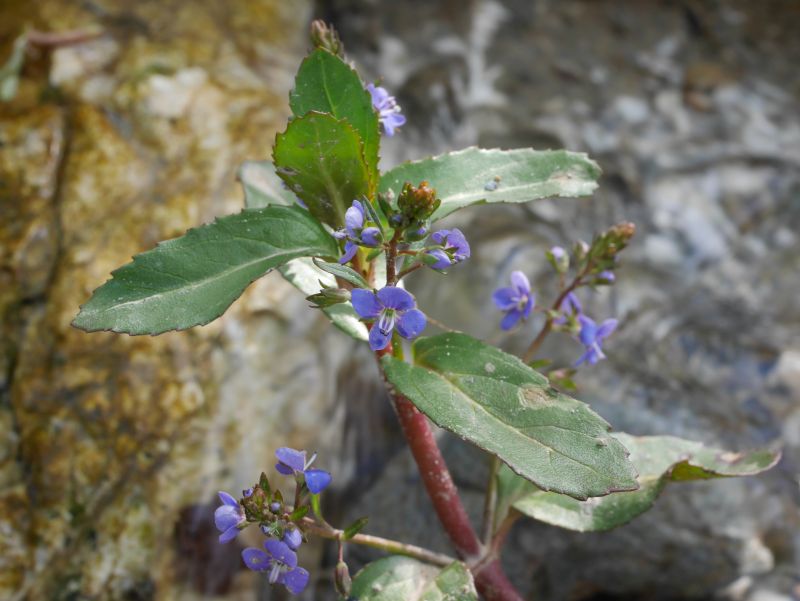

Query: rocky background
[1,1,798,600]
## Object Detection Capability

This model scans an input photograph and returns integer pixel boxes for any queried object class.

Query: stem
[301,518,456,567]
[27,28,103,47]
[396,262,423,280]
[481,455,501,545]
[385,231,401,285]
[521,263,592,363]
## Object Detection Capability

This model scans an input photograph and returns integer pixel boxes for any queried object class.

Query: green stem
[301,518,456,567]
[481,455,501,545]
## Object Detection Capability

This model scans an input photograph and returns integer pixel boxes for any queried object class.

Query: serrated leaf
[504,433,781,532]
[379,147,601,221]
[350,557,477,601]
[238,160,298,208]
[381,333,638,500]
[290,49,379,192]
[273,111,370,228]
[236,160,366,340]
[313,258,369,289]
[73,206,337,335]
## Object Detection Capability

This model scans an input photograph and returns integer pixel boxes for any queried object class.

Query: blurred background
[1,1,798,599]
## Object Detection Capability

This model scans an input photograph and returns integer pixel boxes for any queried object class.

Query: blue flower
[575,315,617,366]
[427,229,470,270]
[214,491,245,543]
[351,286,427,351]
[493,271,534,330]
[367,83,406,136]
[597,270,615,283]
[333,200,382,264]
[275,447,332,494]
[242,539,310,594]
[554,291,582,326]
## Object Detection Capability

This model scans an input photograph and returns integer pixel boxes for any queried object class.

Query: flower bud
[307,287,351,308]
[547,245,570,273]
[310,20,344,57]
[334,561,352,597]
[269,502,281,513]
[397,181,440,221]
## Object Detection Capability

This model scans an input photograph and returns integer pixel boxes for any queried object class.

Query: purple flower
[242,539,310,594]
[367,83,406,136]
[575,315,617,366]
[554,291,583,326]
[351,286,427,351]
[427,229,471,270]
[597,270,615,283]
[333,200,382,263]
[275,447,332,494]
[215,491,245,543]
[493,271,535,330]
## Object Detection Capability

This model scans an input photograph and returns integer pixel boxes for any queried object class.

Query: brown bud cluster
[397,180,440,221]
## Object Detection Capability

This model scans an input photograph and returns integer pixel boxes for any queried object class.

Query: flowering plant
[73,22,779,601]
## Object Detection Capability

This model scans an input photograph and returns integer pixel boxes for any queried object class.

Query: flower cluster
[214,447,333,595]
[334,200,382,264]
[367,83,406,136]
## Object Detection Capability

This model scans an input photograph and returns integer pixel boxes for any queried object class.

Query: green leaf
[381,333,638,500]
[379,147,602,221]
[290,49,379,192]
[273,111,370,228]
[313,258,369,289]
[350,557,477,601]
[73,206,337,335]
[342,516,369,540]
[504,433,781,532]
[238,160,298,208]
[236,160,367,340]
[279,257,368,341]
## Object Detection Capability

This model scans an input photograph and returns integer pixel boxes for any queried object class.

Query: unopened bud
[609,221,636,241]
[404,223,428,242]
[310,20,344,57]
[307,287,351,308]
[270,502,281,513]
[335,561,352,597]
[547,245,570,273]
[398,181,440,221]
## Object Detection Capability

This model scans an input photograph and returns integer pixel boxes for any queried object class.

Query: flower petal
[283,528,303,550]
[396,309,427,340]
[345,201,364,234]
[283,567,310,595]
[561,291,582,315]
[427,249,451,270]
[500,308,523,331]
[596,318,618,340]
[275,462,294,475]
[275,447,306,472]
[492,287,517,310]
[361,226,381,247]
[447,229,470,260]
[218,491,239,507]
[339,240,358,264]
[368,325,391,351]
[578,315,597,346]
[219,525,241,544]
[377,286,415,311]
[242,548,270,571]
[522,294,535,319]
[510,271,530,295]
[214,505,242,532]
[367,83,389,107]
[265,540,297,569]
[351,289,382,318]
[430,229,449,245]
[305,469,332,494]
